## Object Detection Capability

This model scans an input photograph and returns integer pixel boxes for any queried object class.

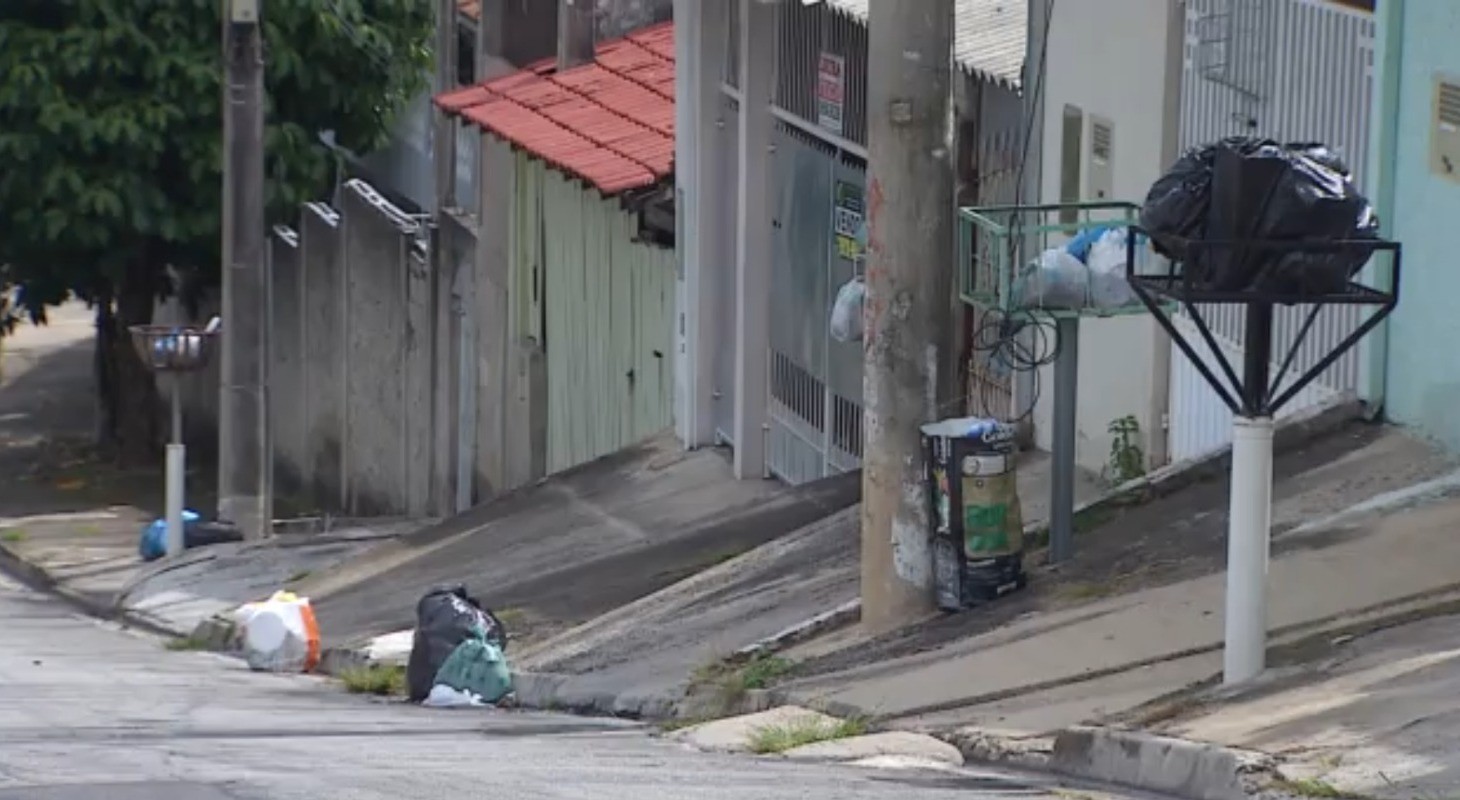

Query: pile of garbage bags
[407,585,512,707]
[1141,136,1379,295]
[1013,226,1141,311]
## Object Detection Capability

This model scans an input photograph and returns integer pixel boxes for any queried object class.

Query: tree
[0,0,432,462]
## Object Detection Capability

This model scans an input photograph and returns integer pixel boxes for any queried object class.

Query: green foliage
[1106,414,1146,486]
[0,0,433,316]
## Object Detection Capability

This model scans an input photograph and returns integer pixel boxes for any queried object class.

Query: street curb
[0,539,180,640]
[1047,727,1276,800]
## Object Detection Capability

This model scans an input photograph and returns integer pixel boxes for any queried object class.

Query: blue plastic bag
[139,510,201,562]
[1065,224,1117,263]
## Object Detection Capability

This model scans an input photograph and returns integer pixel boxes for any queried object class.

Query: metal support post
[1049,315,1079,563]
[1224,300,1276,684]
[1224,414,1273,683]
[165,376,186,557]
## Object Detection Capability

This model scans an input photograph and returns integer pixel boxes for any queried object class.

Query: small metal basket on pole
[129,320,221,558]
[1126,232,1400,684]
[957,201,1164,567]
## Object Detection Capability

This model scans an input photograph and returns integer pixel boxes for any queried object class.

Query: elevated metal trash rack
[1125,231,1401,684]
[957,201,1164,564]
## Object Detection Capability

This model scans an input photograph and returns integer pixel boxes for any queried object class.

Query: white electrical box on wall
[1087,115,1115,201]
[1432,74,1460,183]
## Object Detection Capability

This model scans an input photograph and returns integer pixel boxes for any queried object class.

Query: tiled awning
[436,22,675,196]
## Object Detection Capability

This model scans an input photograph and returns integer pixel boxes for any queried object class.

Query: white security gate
[766,122,867,484]
[1169,0,1376,461]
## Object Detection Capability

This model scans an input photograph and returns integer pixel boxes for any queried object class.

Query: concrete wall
[1380,1,1460,450]
[160,180,439,518]
[1031,0,1178,477]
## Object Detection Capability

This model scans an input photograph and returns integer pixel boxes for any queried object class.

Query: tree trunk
[94,262,163,466]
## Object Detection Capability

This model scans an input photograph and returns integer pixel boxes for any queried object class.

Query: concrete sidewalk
[1155,612,1460,800]
[780,469,1460,731]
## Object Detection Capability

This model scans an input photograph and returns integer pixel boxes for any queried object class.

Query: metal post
[862,0,956,631]
[218,0,268,540]
[165,376,185,557]
[1225,414,1273,683]
[1224,300,1275,684]
[1049,315,1079,563]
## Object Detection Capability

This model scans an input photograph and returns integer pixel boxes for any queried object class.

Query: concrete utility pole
[861,0,957,632]
[558,0,596,70]
[218,0,269,541]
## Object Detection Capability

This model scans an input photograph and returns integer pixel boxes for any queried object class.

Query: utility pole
[862,0,956,632]
[558,0,596,70]
[218,0,269,541]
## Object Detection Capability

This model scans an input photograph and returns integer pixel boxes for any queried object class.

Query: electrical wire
[966,0,1059,424]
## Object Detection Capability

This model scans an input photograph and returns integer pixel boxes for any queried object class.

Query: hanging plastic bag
[406,585,507,703]
[829,276,865,343]
[429,629,513,706]
[1014,247,1091,310]
[232,591,321,673]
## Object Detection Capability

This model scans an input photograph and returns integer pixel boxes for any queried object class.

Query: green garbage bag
[431,627,512,705]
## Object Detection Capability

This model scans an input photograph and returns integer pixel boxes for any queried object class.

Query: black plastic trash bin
[922,417,1028,612]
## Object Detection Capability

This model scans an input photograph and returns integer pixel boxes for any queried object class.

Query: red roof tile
[435,22,676,196]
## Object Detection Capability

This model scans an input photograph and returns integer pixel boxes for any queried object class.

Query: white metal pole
[165,376,186,557]
[1223,414,1275,684]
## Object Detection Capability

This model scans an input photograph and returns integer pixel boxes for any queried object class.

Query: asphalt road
[0,573,1149,800]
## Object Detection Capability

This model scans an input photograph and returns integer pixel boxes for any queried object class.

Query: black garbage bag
[405,585,507,703]
[1141,136,1379,294]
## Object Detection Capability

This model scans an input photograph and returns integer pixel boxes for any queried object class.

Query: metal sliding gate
[1169,0,1376,461]
[766,122,867,485]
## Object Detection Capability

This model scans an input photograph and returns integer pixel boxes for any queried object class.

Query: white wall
[1031,0,1178,477]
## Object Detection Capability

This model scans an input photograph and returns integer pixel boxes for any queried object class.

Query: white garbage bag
[829,276,866,343]
[1086,228,1139,310]
[422,684,491,708]
[232,590,321,673]
[1017,247,1091,310]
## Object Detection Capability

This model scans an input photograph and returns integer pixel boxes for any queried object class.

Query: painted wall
[1032,0,1177,477]
[1380,1,1460,450]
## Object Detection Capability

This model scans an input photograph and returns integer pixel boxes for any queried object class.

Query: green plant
[687,653,799,719]
[747,715,870,754]
[338,664,406,697]
[0,529,26,543]
[1106,414,1146,485]
[740,655,794,690]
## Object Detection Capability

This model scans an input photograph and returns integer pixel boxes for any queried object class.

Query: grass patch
[740,655,794,690]
[747,715,870,754]
[493,607,529,628]
[164,635,211,652]
[1273,779,1349,799]
[0,528,25,543]
[285,570,312,584]
[686,653,799,719]
[339,664,406,697]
